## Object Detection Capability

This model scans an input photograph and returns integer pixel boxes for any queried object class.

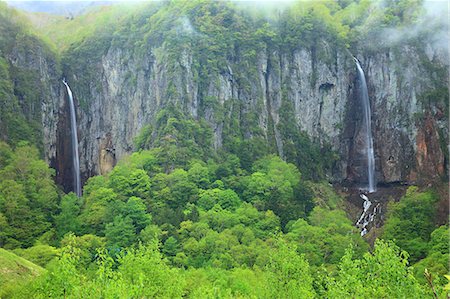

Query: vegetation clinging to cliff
[0,1,448,296]
[0,3,59,152]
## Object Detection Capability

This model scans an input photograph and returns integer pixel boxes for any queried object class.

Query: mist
[375,0,448,55]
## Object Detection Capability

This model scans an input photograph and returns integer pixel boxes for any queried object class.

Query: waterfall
[62,79,81,197]
[354,58,376,193]
[356,194,371,227]
[356,193,380,236]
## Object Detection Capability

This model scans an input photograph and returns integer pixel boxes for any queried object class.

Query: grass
[0,248,44,298]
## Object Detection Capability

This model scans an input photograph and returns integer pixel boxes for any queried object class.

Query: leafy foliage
[2,114,448,298]
[327,239,429,298]
[412,225,450,287]
[382,186,439,262]
[0,142,59,248]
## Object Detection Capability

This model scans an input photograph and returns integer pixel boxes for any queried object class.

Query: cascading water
[62,79,81,197]
[354,58,376,193]
[356,193,380,236]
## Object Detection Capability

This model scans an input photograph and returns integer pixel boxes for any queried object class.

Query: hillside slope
[0,248,44,297]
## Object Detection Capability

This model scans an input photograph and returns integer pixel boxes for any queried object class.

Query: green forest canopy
[0,137,448,298]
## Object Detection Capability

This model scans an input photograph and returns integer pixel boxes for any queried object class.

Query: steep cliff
[2,1,447,193]
[53,1,448,191]
[0,3,62,163]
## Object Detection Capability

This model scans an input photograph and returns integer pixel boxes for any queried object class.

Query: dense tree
[382,186,439,262]
[0,142,59,248]
[108,166,151,199]
[105,216,136,250]
[264,239,316,298]
[55,193,82,239]
[79,187,117,235]
[2,134,446,299]
[187,162,211,189]
[413,225,449,287]
[285,207,367,266]
[242,155,314,227]
[198,188,240,211]
[327,239,428,298]
[59,233,105,270]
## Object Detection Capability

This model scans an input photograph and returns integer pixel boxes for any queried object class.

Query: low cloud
[379,0,448,55]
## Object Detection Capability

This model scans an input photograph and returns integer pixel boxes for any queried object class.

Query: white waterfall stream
[62,79,81,197]
[354,58,376,193]
[352,57,377,235]
[356,193,380,236]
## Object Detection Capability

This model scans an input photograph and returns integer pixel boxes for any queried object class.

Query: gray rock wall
[56,40,447,188]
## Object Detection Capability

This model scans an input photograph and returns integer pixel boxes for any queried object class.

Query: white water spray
[354,58,376,193]
[62,79,81,197]
[356,193,380,236]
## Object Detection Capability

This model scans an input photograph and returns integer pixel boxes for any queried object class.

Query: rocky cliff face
[55,37,447,190]
[0,13,64,181]
[6,43,72,191]
[366,46,447,185]
[1,2,447,194]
